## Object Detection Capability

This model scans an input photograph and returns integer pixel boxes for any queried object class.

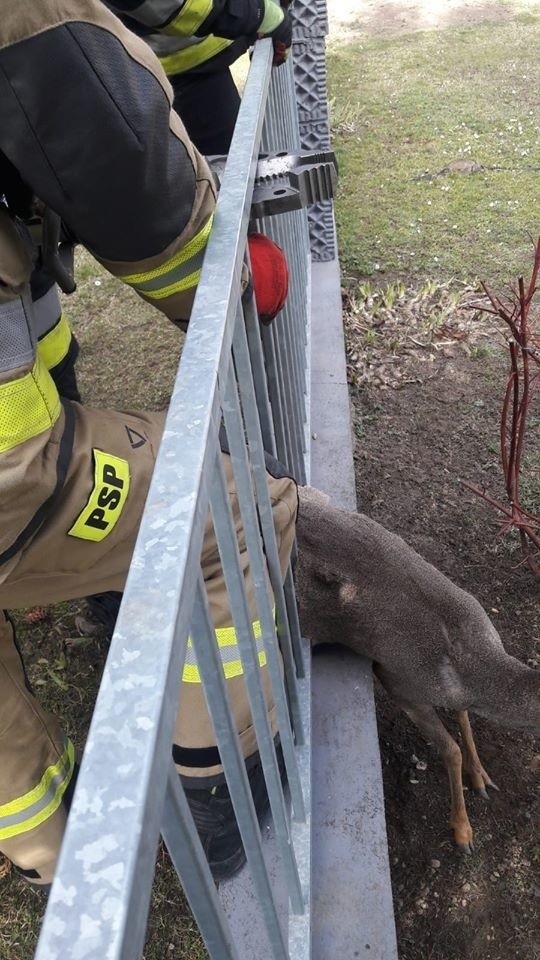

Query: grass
[64,250,182,410]
[328,6,540,286]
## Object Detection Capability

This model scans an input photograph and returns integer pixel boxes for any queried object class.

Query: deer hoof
[457,840,474,855]
[475,780,500,798]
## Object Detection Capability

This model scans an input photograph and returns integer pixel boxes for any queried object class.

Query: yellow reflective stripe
[120,215,213,286]
[68,449,131,543]
[182,617,268,683]
[183,649,267,684]
[189,617,263,649]
[0,355,61,454]
[37,314,72,371]
[159,35,232,74]
[0,741,75,841]
[162,0,213,35]
[258,0,284,33]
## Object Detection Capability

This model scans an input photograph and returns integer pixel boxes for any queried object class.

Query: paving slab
[310,256,398,960]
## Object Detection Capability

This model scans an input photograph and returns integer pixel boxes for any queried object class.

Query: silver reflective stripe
[183,627,267,670]
[182,618,270,682]
[131,247,206,294]
[0,292,35,373]
[146,32,204,56]
[32,284,62,340]
[0,748,73,832]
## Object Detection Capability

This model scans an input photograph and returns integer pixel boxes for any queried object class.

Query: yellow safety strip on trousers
[162,0,213,35]
[159,36,233,74]
[37,314,72,371]
[182,618,268,683]
[68,449,130,542]
[0,355,61,454]
[0,740,75,841]
[119,215,213,302]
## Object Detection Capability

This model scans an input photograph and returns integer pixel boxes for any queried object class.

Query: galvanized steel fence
[36,39,314,960]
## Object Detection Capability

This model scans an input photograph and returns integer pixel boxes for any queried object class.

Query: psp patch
[68,449,130,542]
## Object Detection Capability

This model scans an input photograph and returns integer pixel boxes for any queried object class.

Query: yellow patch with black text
[68,449,130,542]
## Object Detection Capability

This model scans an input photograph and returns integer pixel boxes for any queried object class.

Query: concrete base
[219,640,312,959]
[310,258,398,960]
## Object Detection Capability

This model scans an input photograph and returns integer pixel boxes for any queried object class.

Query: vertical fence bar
[190,573,289,960]
[261,321,292,469]
[225,319,305,821]
[233,312,307,718]
[221,371,305,912]
[162,764,239,960]
[261,57,310,485]
[209,448,306,918]
[244,297,278,458]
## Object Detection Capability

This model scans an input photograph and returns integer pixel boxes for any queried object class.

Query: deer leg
[396,700,475,853]
[456,710,499,799]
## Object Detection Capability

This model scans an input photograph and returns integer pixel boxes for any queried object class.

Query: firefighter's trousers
[0,402,297,885]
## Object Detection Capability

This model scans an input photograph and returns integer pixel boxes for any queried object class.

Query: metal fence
[36,39,313,960]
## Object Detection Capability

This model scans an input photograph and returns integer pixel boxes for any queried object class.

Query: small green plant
[357,281,374,301]
[422,310,445,336]
[420,279,441,299]
[380,281,406,310]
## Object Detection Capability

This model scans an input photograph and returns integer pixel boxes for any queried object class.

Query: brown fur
[295,487,539,850]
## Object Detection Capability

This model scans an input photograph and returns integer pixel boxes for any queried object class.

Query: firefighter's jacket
[105,0,267,76]
[0,0,216,567]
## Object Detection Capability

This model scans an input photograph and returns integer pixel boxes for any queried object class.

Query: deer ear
[299,485,331,509]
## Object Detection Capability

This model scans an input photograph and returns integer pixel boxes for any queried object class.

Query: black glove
[257,0,292,66]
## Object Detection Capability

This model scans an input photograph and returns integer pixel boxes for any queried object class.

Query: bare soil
[349,329,539,959]
[328,0,539,43]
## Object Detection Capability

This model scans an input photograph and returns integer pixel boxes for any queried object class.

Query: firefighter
[0,0,297,890]
[105,0,293,155]
[88,0,294,636]
[17,0,293,434]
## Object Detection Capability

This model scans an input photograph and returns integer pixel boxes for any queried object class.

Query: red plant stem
[461,480,529,524]
[525,236,540,302]
[467,242,540,579]
[461,483,540,549]
[500,373,513,480]
[506,340,520,508]
[514,278,530,486]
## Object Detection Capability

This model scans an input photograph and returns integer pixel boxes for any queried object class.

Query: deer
[294,486,540,852]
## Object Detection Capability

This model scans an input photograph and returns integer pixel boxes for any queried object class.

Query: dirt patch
[348,291,539,959]
[328,0,539,43]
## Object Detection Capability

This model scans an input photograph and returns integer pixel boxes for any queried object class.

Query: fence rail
[36,39,312,960]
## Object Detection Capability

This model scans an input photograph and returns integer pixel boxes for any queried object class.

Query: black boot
[84,591,123,640]
[184,743,286,882]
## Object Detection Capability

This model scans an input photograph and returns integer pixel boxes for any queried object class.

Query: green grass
[328,8,540,285]
[64,250,182,410]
